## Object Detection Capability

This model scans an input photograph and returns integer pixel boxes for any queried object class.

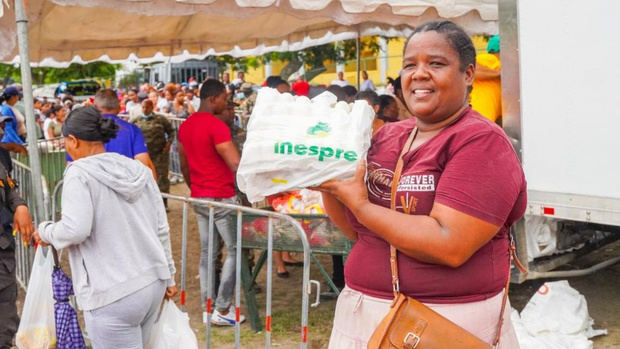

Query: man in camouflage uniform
[132,99,175,208]
[231,82,254,169]
[239,82,256,124]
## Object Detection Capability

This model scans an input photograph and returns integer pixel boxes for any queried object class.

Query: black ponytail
[98,117,119,143]
[62,106,119,142]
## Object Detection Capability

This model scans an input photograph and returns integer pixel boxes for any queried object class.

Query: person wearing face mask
[131,99,174,209]
[239,82,256,121]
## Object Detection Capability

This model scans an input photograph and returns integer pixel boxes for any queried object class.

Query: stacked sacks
[237,88,374,203]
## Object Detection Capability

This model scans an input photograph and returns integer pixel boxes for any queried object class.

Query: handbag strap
[51,246,61,268]
[389,127,417,298]
[493,236,527,347]
[387,126,528,347]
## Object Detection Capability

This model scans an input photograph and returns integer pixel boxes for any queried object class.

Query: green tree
[38,62,118,84]
[211,36,386,82]
[1,61,119,86]
[0,63,20,87]
[117,71,141,89]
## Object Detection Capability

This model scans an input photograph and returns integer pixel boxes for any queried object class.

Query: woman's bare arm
[321,161,499,267]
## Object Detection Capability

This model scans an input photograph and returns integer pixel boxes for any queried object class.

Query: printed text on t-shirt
[397,174,436,192]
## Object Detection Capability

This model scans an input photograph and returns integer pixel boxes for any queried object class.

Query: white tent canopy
[0,0,498,67]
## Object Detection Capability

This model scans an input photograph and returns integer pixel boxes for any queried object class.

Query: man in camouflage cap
[132,99,175,208]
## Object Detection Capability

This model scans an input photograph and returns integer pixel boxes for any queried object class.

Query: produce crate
[241,213,352,255]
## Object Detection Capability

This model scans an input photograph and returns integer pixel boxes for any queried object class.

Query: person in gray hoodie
[34,106,177,348]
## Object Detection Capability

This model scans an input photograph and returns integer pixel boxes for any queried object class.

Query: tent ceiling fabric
[0,0,497,66]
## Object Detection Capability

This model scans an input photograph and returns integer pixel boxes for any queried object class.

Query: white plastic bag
[512,280,607,349]
[525,215,558,261]
[146,300,198,349]
[16,247,57,349]
[521,280,591,335]
[237,88,374,202]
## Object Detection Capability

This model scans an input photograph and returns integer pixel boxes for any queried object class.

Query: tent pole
[15,0,46,224]
[356,31,361,90]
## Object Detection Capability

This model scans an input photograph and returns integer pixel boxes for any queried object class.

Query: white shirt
[361,79,375,91]
[156,98,169,112]
[191,96,200,111]
[43,118,54,140]
[10,105,26,136]
[330,79,349,87]
[127,104,142,121]
[125,100,140,111]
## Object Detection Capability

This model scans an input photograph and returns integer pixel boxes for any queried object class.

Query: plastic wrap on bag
[242,214,349,254]
[237,89,374,203]
[271,189,325,215]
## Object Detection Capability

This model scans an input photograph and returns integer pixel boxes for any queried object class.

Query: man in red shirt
[291,75,310,97]
[178,79,246,326]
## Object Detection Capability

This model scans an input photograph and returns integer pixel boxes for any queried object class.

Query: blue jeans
[193,196,239,312]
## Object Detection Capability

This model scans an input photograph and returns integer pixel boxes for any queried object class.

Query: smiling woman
[320,21,526,349]
[400,28,475,128]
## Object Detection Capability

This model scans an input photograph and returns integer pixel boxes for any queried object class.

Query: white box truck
[499,0,620,281]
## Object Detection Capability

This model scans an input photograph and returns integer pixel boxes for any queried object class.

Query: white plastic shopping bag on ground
[237,88,375,202]
[146,300,198,349]
[511,280,607,349]
[525,215,558,261]
[16,247,57,349]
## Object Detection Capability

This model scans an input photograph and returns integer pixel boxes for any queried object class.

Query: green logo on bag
[306,122,331,138]
[274,141,358,162]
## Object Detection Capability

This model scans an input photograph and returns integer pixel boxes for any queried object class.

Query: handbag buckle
[403,332,420,348]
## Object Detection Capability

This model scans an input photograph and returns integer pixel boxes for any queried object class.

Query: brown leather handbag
[367,127,526,349]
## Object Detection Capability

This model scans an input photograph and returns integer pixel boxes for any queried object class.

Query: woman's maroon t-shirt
[345,107,527,303]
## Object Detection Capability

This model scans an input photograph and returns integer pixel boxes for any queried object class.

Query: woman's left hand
[319,160,369,214]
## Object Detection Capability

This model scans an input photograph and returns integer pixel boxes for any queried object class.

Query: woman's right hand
[164,285,178,300]
[320,191,358,242]
[319,160,369,215]
[33,230,50,247]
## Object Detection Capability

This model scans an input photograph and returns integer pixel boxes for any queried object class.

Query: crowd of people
[0,20,519,349]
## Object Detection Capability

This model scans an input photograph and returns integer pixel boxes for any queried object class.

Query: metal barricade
[167,117,184,183]
[44,180,317,348]
[11,159,51,289]
[33,137,66,196]
[162,193,316,349]
[16,137,66,191]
